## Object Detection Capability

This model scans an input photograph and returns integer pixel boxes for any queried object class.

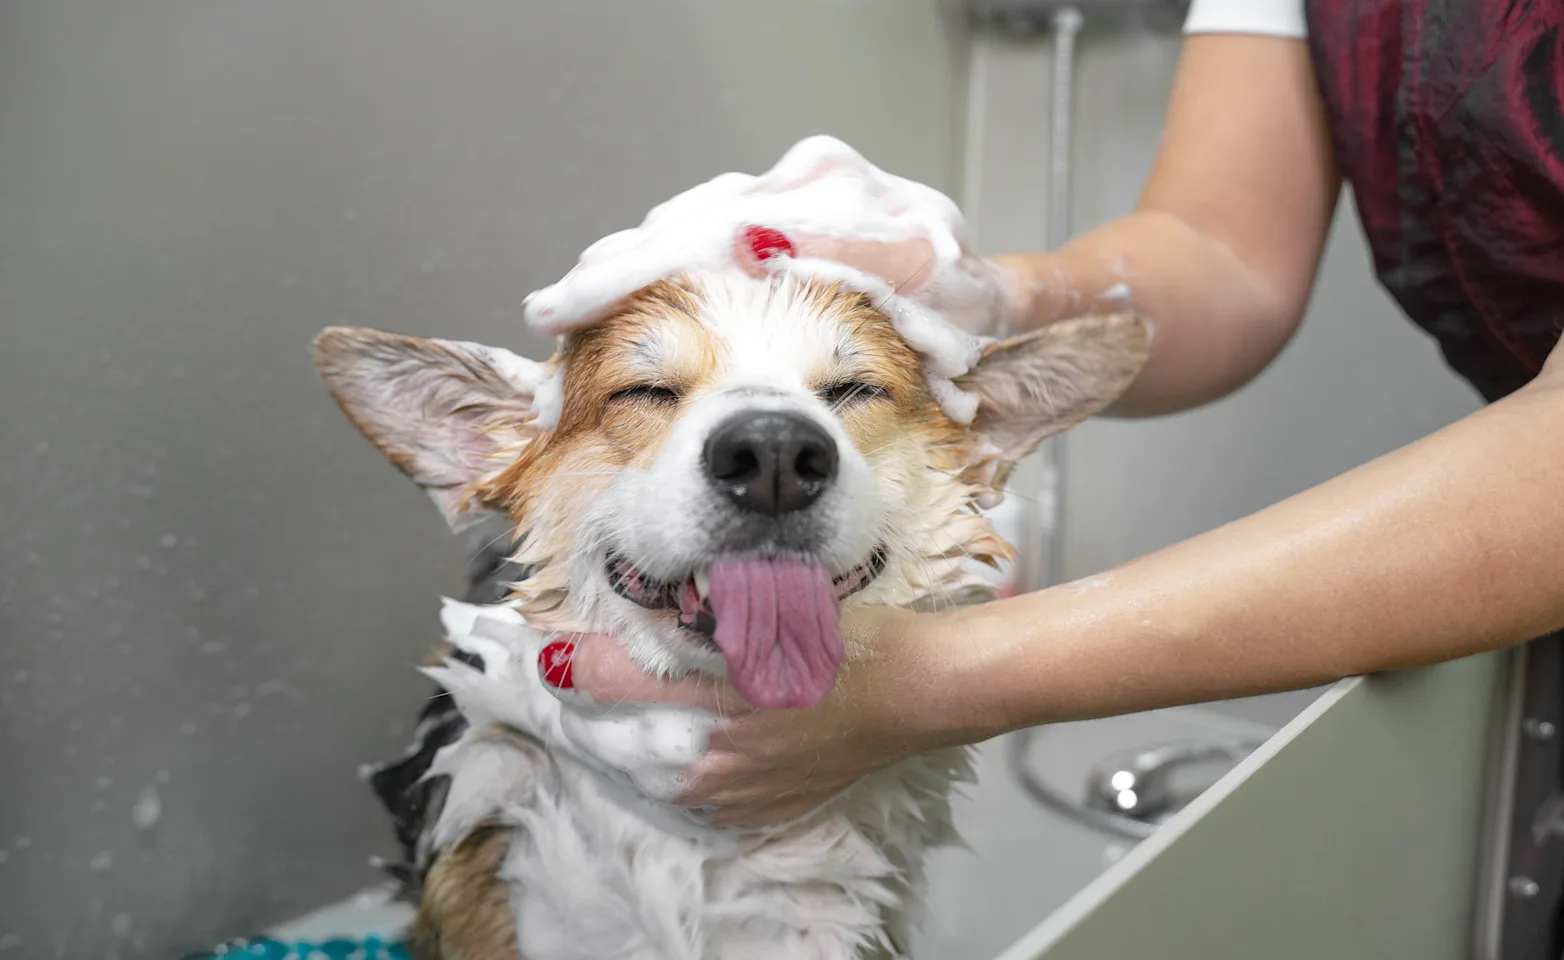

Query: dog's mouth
[604,547,887,635]
[603,546,887,710]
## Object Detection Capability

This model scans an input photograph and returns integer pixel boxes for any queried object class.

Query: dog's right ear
[313,326,548,531]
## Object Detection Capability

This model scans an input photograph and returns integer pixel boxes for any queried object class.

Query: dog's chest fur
[369,579,977,960]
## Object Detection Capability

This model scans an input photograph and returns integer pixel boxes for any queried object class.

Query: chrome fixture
[965,0,1192,37]
[1009,730,1261,841]
[1083,738,1258,822]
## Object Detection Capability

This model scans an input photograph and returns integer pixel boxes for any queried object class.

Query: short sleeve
[1183,0,1307,38]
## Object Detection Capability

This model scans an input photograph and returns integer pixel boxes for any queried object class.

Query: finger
[712,794,826,830]
[811,235,937,294]
[539,631,753,715]
[730,224,937,296]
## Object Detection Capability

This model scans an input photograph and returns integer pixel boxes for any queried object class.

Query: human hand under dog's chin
[539,605,966,828]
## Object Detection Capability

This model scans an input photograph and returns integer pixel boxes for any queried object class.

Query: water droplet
[254,679,288,697]
[0,933,20,952]
[231,702,252,719]
[132,785,161,831]
[159,534,177,550]
[95,776,113,791]
[32,440,48,454]
[200,641,226,656]
[12,837,31,850]
[88,850,114,872]
[177,721,199,737]
[155,769,170,784]
[111,914,132,936]
[11,671,26,685]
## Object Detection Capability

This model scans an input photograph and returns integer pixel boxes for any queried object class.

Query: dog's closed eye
[818,381,887,408]
[610,384,681,405]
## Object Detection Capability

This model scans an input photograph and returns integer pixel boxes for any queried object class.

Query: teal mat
[182,936,408,959]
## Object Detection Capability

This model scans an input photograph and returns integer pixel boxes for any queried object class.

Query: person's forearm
[993,209,1315,416]
[992,35,1340,417]
[927,368,1564,740]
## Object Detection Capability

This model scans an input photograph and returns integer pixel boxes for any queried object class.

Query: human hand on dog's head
[521,135,1038,341]
[537,604,982,829]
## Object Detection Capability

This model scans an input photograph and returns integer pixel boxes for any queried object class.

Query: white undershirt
[1184,0,1307,38]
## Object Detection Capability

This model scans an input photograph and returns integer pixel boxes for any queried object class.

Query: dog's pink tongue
[708,558,842,710]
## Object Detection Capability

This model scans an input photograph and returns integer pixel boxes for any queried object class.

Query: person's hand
[539,605,971,828]
[728,230,1039,338]
[522,134,1048,341]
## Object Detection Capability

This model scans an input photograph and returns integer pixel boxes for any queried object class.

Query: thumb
[538,631,752,715]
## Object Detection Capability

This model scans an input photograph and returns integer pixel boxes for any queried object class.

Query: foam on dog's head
[314,276,1151,689]
[520,135,1023,426]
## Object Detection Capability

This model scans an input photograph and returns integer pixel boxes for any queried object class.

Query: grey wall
[0,3,958,956]
[965,28,1484,727]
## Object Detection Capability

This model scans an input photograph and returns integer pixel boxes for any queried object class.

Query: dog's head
[315,272,1149,709]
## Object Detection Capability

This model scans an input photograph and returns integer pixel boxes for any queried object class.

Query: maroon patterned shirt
[1307,1,1564,400]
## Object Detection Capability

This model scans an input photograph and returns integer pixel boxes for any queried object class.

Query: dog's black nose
[703,411,838,515]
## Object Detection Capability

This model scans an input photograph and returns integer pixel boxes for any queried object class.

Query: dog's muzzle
[604,547,886,640]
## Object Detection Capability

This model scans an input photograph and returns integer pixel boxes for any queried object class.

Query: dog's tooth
[693,567,710,601]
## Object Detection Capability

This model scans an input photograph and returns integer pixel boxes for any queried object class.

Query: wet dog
[314,271,1150,959]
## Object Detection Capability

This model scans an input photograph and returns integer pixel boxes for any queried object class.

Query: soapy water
[520,135,1026,424]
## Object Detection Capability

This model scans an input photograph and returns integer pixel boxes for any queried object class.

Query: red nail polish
[539,640,575,690]
[741,225,794,262]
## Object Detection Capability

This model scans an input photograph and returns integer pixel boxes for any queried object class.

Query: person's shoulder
[1183,0,1307,39]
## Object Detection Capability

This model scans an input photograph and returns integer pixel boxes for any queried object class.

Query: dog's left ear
[314,326,548,530]
[955,311,1153,488]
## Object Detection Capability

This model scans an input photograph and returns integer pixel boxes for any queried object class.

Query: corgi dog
[314,269,1150,958]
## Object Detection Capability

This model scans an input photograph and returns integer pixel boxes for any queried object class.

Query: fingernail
[539,639,575,689]
[740,225,794,262]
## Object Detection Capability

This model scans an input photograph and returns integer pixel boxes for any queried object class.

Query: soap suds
[520,135,1012,422]
[1100,282,1131,303]
[531,367,565,428]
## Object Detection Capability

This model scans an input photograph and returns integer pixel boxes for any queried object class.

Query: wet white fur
[427,600,974,960]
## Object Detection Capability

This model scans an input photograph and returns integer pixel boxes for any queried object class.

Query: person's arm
[996,33,1340,415]
[926,354,1564,741]
[559,345,1564,828]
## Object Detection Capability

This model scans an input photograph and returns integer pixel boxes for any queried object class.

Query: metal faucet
[1082,739,1258,823]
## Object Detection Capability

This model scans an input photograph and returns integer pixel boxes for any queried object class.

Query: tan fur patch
[410,826,518,960]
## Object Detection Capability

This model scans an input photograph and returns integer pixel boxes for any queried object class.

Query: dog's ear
[314,326,548,530]
[956,312,1153,488]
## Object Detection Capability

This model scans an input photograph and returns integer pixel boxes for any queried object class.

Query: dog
[314,268,1150,958]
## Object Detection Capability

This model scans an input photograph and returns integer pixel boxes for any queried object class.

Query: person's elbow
[1106,207,1317,418]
